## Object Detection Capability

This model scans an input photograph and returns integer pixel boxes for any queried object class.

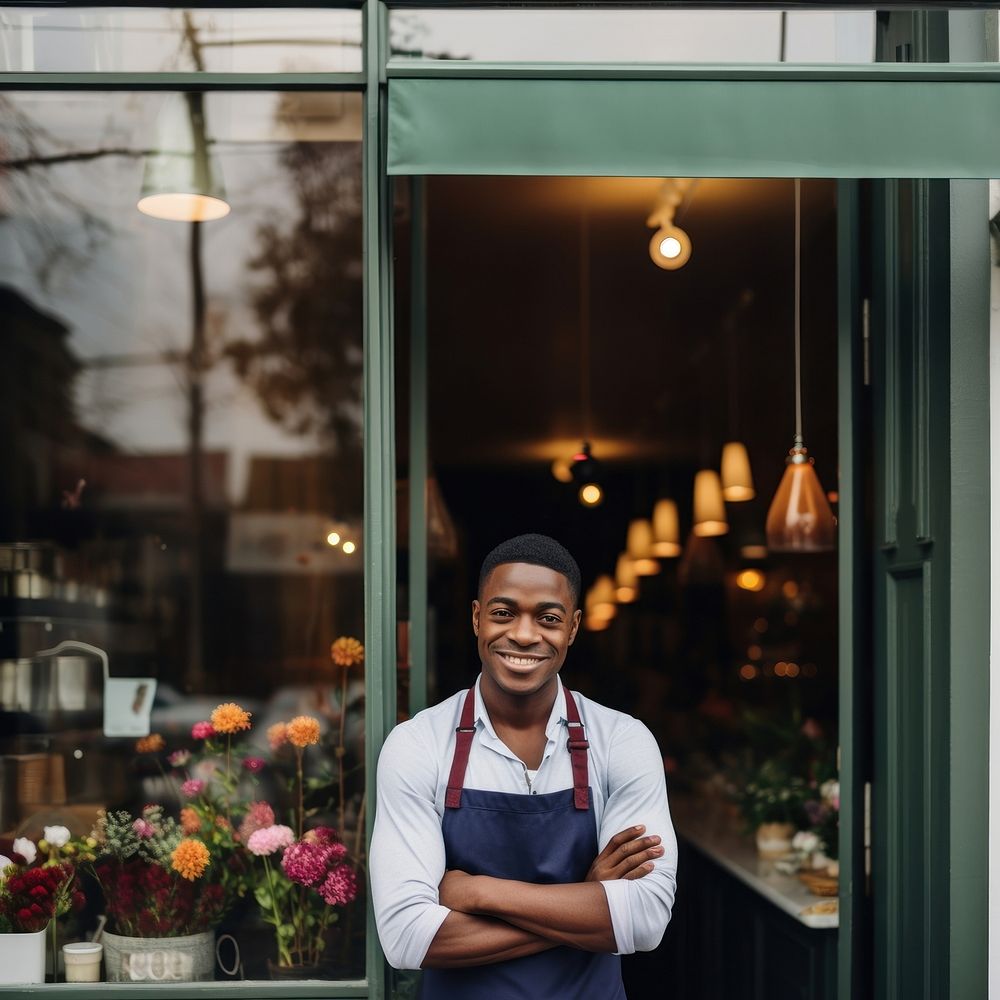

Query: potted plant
[735,758,808,858]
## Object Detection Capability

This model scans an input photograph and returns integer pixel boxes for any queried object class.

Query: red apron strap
[564,688,591,811]
[444,687,477,809]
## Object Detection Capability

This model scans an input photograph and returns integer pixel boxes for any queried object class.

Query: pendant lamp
[590,575,618,619]
[721,441,755,501]
[626,518,660,576]
[614,552,638,603]
[652,499,681,557]
[692,470,728,537]
[765,180,836,553]
[138,93,230,222]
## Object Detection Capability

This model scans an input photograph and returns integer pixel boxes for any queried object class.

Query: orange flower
[331,636,365,668]
[180,807,201,835]
[286,715,321,748]
[171,839,210,881]
[210,702,252,735]
[267,722,288,751]
[135,733,165,754]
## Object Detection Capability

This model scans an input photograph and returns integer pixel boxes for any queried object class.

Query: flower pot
[102,929,215,982]
[755,821,795,859]
[0,924,48,984]
[267,958,328,981]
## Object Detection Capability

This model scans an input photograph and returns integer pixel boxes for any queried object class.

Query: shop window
[0,88,366,984]
[390,8,875,64]
[0,7,362,74]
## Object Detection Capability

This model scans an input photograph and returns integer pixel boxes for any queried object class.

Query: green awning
[388,75,1000,177]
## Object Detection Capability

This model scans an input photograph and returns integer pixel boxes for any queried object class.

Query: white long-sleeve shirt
[370,673,678,971]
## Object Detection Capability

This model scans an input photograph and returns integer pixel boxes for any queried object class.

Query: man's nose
[509,614,540,645]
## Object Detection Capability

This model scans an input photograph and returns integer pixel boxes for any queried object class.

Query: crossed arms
[422,825,664,968]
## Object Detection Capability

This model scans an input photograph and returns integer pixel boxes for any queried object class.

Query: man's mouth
[495,650,547,667]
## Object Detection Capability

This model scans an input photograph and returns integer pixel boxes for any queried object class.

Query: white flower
[0,855,12,882]
[820,779,840,804]
[13,837,37,864]
[792,831,820,854]
[43,825,71,848]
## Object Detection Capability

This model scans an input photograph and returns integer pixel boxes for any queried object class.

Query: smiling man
[371,533,677,999]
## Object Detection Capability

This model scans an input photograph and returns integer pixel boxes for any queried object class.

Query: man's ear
[472,599,481,637]
[568,608,582,645]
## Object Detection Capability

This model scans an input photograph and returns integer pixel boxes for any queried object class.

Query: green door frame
[0,5,992,1000]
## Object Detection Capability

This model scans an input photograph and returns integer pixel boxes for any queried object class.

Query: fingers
[623,862,655,881]
[609,833,662,870]
[599,825,647,860]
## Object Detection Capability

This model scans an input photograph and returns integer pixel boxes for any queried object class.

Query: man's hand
[585,825,663,883]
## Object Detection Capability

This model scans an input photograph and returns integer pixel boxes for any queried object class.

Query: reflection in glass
[0,90,365,980]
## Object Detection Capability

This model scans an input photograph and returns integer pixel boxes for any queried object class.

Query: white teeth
[501,654,543,666]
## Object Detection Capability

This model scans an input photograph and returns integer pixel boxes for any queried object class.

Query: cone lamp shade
[615,552,638,602]
[626,519,660,576]
[652,499,682,557]
[692,470,728,537]
[590,575,618,619]
[765,446,836,552]
[721,441,755,501]
[138,94,230,222]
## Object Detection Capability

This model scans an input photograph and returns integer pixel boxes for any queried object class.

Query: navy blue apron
[420,686,626,1000]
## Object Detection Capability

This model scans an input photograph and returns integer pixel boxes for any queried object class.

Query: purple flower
[181,779,206,799]
[242,757,266,773]
[246,825,294,857]
[191,721,215,740]
[168,749,191,768]
[318,863,358,906]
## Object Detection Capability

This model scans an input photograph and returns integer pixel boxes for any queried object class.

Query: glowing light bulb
[579,483,603,507]
[326,532,341,547]
[342,541,356,554]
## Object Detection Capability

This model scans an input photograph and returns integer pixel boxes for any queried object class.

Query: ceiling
[397,175,839,484]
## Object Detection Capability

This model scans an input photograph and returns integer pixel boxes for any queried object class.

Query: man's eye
[539,615,561,625]
[492,609,513,619]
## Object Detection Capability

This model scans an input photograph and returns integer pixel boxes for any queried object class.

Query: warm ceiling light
[740,543,769,560]
[651,499,681,558]
[342,541,356,554]
[579,483,603,507]
[766,179,836,553]
[590,574,617,619]
[649,225,692,270]
[584,615,611,632]
[326,531,341,547]
[614,552,638,602]
[736,569,766,592]
[692,470,728,537]
[551,457,574,483]
[721,441,755,501]
[138,95,230,223]
[626,519,660,576]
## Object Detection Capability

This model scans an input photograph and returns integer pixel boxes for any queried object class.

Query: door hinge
[862,298,871,387]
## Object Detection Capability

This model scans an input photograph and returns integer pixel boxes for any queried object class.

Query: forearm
[467,877,617,953]
[421,910,556,968]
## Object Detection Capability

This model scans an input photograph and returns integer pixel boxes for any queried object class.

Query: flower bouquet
[0,828,84,984]
[734,758,809,859]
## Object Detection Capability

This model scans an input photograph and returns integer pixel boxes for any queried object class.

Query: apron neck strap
[444,685,591,811]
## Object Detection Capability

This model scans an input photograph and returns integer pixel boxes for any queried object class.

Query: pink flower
[181,779,206,798]
[281,834,347,887]
[132,818,155,839]
[247,825,294,857]
[191,721,215,740]
[242,757,266,773]
[238,802,275,843]
[318,863,358,906]
[168,749,191,767]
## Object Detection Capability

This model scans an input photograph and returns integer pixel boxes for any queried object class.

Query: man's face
[472,561,581,699]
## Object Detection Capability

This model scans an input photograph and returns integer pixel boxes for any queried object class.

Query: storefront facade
[0,4,993,999]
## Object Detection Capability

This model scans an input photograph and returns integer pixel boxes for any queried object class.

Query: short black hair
[478,534,582,609]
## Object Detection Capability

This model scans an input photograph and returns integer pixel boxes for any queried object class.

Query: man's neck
[479,673,559,733]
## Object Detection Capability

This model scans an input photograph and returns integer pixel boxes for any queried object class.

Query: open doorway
[396,175,847,996]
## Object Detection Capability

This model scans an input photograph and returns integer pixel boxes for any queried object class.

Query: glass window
[0,8,363,74]
[390,8,876,64]
[0,89,365,983]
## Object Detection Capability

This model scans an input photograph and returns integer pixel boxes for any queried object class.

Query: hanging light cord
[579,196,592,442]
[794,177,803,448]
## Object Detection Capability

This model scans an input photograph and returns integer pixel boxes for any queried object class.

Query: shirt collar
[473,673,568,748]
